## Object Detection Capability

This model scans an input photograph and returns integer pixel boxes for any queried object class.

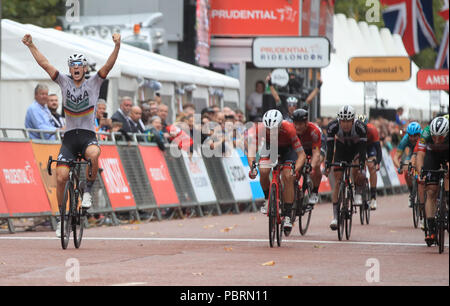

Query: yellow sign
[348,57,411,82]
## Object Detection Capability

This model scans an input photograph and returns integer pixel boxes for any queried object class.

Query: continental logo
[349,57,411,82]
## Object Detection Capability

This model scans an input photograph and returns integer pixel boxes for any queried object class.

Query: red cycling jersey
[247,121,303,152]
[366,123,380,144]
[297,122,322,152]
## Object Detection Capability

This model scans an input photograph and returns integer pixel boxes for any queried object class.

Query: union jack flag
[435,0,449,69]
[381,0,438,56]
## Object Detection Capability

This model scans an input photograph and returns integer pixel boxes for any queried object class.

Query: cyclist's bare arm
[98,33,121,79]
[311,147,321,169]
[266,74,281,106]
[22,34,57,80]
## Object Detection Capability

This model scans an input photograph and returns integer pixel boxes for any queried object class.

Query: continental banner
[30,142,60,214]
[0,142,52,216]
[181,150,217,204]
[98,145,136,211]
[139,146,179,206]
[221,149,253,202]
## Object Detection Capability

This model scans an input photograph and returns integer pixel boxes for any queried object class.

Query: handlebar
[47,156,92,177]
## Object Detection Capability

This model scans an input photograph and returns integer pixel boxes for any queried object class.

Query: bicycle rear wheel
[268,184,277,248]
[60,181,73,250]
[73,188,85,249]
[411,181,419,228]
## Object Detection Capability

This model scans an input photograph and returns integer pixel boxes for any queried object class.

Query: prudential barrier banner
[0,142,52,216]
[181,150,217,204]
[0,185,9,217]
[221,149,253,202]
[236,148,264,201]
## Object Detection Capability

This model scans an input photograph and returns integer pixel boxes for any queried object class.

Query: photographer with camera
[95,99,112,140]
[266,72,323,120]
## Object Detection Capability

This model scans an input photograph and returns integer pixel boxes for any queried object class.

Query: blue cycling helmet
[406,122,421,135]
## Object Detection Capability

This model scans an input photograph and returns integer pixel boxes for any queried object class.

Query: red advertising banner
[0,185,9,217]
[138,146,179,206]
[0,142,52,216]
[98,145,136,210]
[196,0,212,67]
[417,69,449,90]
[211,0,300,36]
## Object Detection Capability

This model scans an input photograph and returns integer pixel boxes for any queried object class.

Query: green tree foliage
[335,0,448,69]
[1,0,66,28]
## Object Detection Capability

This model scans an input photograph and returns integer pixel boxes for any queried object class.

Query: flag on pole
[381,0,438,56]
[435,0,449,69]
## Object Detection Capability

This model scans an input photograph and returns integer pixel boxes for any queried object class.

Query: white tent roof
[321,14,448,121]
[1,19,239,89]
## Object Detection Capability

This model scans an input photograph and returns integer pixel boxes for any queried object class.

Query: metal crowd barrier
[0,127,407,234]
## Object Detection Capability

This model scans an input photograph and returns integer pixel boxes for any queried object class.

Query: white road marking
[0,236,448,247]
[110,282,147,286]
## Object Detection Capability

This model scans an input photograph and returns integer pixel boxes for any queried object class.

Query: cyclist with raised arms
[416,117,449,245]
[324,105,367,231]
[247,110,306,229]
[292,109,327,205]
[393,122,422,206]
[22,33,121,237]
[357,115,382,211]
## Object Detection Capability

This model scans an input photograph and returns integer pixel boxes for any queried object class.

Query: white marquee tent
[0,19,240,129]
[321,14,448,121]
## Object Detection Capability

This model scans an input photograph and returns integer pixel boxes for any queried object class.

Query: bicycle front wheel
[268,184,277,248]
[60,181,73,250]
[345,189,353,240]
[73,189,85,249]
[337,182,345,241]
[437,187,446,254]
[299,183,312,235]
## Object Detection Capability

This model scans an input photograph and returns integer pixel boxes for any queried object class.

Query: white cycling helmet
[430,117,449,136]
[337,105,355,121]
[286,96,298,105]
[263,109,283,130]
[67,53,88,67]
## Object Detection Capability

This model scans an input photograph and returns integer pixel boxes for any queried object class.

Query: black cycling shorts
[423,149,449,184]
[332,143,360,171]
[57,129,99,165]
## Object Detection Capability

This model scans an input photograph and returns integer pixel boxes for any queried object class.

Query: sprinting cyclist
[22,33,121,237]
[393,122,422,208]
[416,117,449,245]
[247,110,306,229]
[357,115,382,211]
[292,109,327,205]
[324,106,367,231]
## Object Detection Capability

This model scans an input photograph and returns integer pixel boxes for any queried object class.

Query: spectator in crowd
[246,80,265,122]
[148,100,159,117]
[201,107,215,121]
[128,105,145,134]
[94,99,112,141]
[395,107,406,128]
[235,109,245,124]
[111,96,133,132]
[154,92,162,105]
[47,93,65,129]
[158,103,169,131]
[183,103,196,116]
[25,84,58,140]
[145,115,168,150]
[141,103,152,126]
[211,105,221,114]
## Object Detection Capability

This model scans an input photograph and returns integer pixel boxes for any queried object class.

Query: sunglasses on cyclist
[69,61,84,68]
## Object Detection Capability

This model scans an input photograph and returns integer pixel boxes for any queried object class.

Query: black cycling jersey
[326,119,367,166]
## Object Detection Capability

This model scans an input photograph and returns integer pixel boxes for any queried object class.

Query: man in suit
[111,96,133,132]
